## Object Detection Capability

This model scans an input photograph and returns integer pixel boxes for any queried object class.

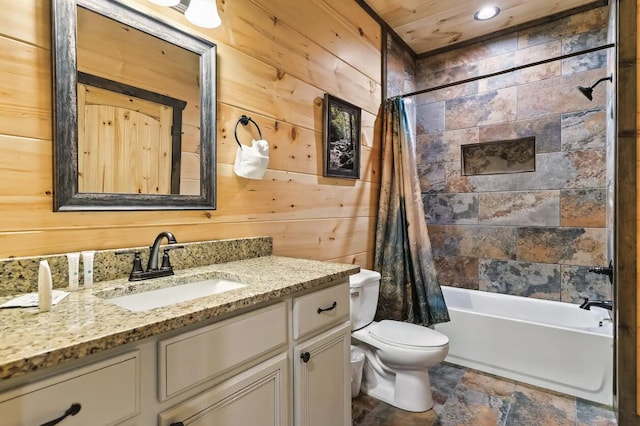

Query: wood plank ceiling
[362,0,607,56]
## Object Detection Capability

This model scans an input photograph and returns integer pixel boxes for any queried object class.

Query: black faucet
[148,231,178,271]
[579,298,613,311]
[116,232,183,281]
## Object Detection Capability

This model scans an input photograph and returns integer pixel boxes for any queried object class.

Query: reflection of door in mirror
[78,82,174,195]
[76,6,201,196]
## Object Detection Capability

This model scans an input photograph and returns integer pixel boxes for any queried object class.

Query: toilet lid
[369,320,449,348]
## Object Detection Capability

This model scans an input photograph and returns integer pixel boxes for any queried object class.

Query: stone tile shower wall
[415,7,612,303]
[386,33,416,98]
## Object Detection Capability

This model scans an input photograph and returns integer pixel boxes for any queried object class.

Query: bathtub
[433,286,613,405]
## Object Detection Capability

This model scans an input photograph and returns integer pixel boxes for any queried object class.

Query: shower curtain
[374,97,450,326]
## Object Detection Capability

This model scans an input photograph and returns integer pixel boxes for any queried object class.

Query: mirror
[52,0,216,210]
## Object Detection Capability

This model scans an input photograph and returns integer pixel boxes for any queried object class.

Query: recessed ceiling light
[474,6,501,21]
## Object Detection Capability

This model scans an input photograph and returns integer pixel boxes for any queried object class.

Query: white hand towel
[234,139,270,179]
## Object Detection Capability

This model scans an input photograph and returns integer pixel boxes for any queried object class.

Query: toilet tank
[349,269,381,330]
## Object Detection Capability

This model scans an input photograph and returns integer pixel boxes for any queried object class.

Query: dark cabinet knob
[300,351,311,363]
[170,423,185,426]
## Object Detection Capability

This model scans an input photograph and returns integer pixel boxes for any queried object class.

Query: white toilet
[349,269,449,412]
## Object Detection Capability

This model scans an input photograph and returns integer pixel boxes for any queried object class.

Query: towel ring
[234,115,262,149]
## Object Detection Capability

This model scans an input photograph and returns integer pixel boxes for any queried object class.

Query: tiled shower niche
[461,137,536,176]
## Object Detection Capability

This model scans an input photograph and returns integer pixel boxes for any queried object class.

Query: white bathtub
[433,286,613,405]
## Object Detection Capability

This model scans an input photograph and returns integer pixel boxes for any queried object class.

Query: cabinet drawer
[292,282,349,340]
[159,302,287,400]
[0,351,139,426]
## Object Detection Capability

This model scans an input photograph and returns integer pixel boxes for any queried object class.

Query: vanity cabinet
[0,280,351,426]
[0,351,140,426]
[292,282,351,426]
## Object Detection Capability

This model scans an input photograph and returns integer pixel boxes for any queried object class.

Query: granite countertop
[0,256,359,382]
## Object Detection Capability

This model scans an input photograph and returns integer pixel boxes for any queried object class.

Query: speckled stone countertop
[0,255,359,382]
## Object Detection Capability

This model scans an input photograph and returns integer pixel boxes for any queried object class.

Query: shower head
[577,75,613,101]
[578,85,594,101]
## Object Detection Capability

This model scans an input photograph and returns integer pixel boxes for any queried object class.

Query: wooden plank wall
[0,0,382,267]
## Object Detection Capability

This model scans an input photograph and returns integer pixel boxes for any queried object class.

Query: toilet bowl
[349,269,449,412]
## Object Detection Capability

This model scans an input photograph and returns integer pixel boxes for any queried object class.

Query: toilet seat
[369,320,449,349]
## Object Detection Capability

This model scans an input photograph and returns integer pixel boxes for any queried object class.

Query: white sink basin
[106,279,248,312]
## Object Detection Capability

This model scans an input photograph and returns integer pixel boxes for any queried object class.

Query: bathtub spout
[579,298,613,311]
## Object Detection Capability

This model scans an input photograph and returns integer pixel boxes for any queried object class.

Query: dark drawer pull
[301,351,311,363]
[317,301,337,314]
[170,423,185,426]
[40,403,81,426]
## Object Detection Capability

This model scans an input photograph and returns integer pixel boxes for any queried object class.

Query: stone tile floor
[352,363,617,426]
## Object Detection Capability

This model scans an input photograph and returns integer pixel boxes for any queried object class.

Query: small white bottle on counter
[82,250,95,287]
[66,252,80,291]
[38,260,52,312]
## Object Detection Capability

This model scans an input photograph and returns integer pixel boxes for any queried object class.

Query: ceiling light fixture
[474,6,501,21]
[149,0,221,29]
[185,0,221,28]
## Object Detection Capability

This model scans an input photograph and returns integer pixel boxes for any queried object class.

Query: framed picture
[323,93,361,179]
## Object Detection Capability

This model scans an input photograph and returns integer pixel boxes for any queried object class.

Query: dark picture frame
[323,93,361,179]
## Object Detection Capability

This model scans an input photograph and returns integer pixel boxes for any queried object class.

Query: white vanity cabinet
[292,282,351,426]
[0,280,352,426]
[0,351,140,426]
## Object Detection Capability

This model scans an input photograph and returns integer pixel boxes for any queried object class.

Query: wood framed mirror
[52,0,217,211]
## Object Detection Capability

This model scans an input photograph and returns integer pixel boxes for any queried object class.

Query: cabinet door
[293,322,350,426]
[158,353,289,426]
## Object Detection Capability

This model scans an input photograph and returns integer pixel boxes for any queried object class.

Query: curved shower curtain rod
[397,43,615,99]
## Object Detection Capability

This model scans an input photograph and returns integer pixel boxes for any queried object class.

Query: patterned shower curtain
[374,97,450,326]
